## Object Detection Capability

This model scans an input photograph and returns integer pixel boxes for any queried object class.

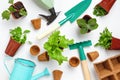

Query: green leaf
[88,18,98,30]
[19,8,27,16]
[10,27,30,44]
[44,31,74,65]
[9,0,14,4]
[77,19,87,28]
[95,27,112,49]
[80,27,88,34]
[8,6,16,12]
[23,30,30,34]
[20,34,26,44]
[93,5,107,16]
[28,41,32,45]
[2,10,10,20]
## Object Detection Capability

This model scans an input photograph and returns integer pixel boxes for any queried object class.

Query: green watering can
[37,0,92,40]
[4,58,50,80]
[37,0,60,25]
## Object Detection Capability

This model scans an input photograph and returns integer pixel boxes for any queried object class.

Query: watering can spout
[31,68,50,80]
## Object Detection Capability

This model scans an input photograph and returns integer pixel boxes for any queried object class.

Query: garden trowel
[37,0,92,40]
[38,0,60,25]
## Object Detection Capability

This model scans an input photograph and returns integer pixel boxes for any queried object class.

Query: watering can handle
[3,57,13,75]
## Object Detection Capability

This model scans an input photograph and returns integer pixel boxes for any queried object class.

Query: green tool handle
[78,46,91,80]
[59,14,73,26]
[78,46,86,60]
[37,15,72,40]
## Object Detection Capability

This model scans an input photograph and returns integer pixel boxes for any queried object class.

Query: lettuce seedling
[44,31,74,65]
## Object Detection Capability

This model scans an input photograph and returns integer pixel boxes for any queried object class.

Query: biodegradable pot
[11,1,27,19]
[5,38,21,57]
[30,45,40,56]
[38,51,49,61]
[94,55,120,80]
[98,0,116,13]
[31,18,41,30]
[87,51,99,62]
[109,37,120,50]
[69,56,80,67]
[53,70,63,80]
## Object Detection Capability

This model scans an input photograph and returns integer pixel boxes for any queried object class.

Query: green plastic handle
[40,0,54,9]
[78,46,86,61]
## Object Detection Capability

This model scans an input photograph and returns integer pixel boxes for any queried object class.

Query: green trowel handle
[37,23,60,40]
[78,46,86,60]
[59,14,73,26]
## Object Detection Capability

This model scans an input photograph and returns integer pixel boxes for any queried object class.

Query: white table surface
[0,0,120,80]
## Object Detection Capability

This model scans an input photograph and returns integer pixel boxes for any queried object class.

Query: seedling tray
[94,55,120,80]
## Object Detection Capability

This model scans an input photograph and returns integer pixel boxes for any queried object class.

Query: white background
[0,0,120,80]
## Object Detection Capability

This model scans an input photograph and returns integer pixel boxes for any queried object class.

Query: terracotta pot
[69,56,80,67]
[98,0,116,13]
[109,37,120,50]
[31,18,41,30]
[87,51,99,62]
[5,38,21,57]
[30,45,40,56]
[53,70,63,80]
[38,51,49,61]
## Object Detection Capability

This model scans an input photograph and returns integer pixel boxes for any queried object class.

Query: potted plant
[95,27,120,50]
[2,0,27,20]
[5,27,30,57]
[77,15,98,34]
[44,31,74,65]
[93,0,116,16]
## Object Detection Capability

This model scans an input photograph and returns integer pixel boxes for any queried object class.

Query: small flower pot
[98,0,116,13]
[109,37,120,50]
[12,11,22,19]
[30,45,40,56]
[69,56,80,67]
[87,51,99,62]
[5,38,21,57]
[98,0,116,12]
[38,51,49,61]
[11,1,27,19]
[31,18,41,30]
[53,70,63,80]
[14,1,25,10]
